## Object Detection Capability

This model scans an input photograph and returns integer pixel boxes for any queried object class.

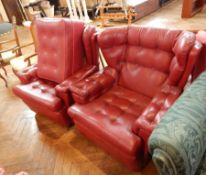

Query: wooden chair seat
[10,54,37,71]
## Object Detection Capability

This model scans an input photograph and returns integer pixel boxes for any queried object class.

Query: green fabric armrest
[148,71,206,175]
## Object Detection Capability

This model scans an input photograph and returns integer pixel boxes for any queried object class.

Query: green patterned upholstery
[149,71,206,175]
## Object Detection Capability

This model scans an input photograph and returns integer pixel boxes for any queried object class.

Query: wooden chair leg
[0,61,7,76]
[128,7,132,25]
[13,16,22,56]
[0,73,8,88]
[2,66,7,76]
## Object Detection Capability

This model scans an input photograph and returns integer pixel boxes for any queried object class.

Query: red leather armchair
[13,18,98,126]
[68,26,202,170]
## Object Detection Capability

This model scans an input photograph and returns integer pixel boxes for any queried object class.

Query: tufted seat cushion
[69,86,151,155]
[13,80,62,112]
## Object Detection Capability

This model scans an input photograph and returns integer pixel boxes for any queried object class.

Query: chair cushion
[119,62,168,98]
[13,80,62,112]
[68,86,151,155]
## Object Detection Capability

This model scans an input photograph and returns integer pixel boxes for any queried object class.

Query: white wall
[0,0,9,21]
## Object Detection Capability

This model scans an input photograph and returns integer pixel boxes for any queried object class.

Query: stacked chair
[13,19,202,171]
[13,18,99,126]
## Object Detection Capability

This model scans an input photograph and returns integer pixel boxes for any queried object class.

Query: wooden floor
[136,0,206,30]
[137,0,206,31]
[1,0,206,174]
[0,73,156,175]
[98,0,206,31]
[0,72,158,175]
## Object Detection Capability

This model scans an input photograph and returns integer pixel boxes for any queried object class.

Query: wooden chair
[10,20,37,84]
[0,17,36,87]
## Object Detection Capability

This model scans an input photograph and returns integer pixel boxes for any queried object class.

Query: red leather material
[68,86,151,168]
[24,100,72,126]
[173,32,196,67]
[132,85,181,135]
[14,64,38,84]
[36,18,85,83]
[68,26,200,169]
[69,67,118,104]
[83,25,99,66]
[132,86,181,161]
[119,62,168,98]
[98,26,193,98]
[192,31,206,80]
[97,26,128,70]
[75,122,143,170]
[178,41,202,87]
[168,57,184,85]
[168,32,197,86]
[55,65,98,93]
[127,27,180,52]
[125,46,173,73]
[13,80,62,112]
[55,65,98,106]
[98,27,181,70]
[13,19,99,126]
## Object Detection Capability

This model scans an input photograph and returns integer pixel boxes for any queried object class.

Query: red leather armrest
[14,64,38,84]
[132,85,181,136]
[55,65,98,107]
[132,85,181,159]
[69,67,118,104]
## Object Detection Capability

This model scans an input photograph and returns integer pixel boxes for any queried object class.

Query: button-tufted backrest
[36,18,85,83]
[98,26,196,98]
[83,25,99,66]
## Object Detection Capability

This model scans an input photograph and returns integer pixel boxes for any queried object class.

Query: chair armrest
[14,64,38,84]
[68,66,118,104]
[133,85,181,135]
[55,65,98,107]
[148,72,206,175]
[23,53,37,66]
[132,85,181,160]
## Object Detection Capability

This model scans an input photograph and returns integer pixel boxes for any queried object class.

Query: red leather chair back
[36,18,85,83]
[98,26,196,97]
[170,31,197,87]
[83,25,99,66]
[192,31,206,80]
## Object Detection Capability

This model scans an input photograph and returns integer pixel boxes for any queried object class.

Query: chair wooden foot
[0,60,7,76]
[1,65,7,76]
[0,73,8,87]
